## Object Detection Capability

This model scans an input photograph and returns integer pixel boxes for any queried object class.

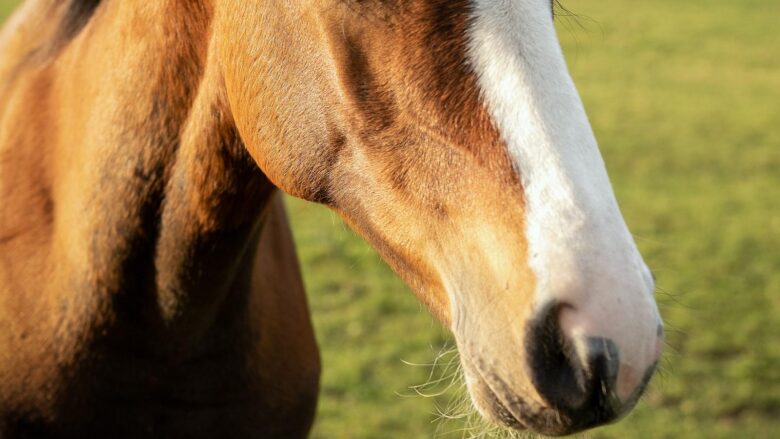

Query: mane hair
[55,0,103,44]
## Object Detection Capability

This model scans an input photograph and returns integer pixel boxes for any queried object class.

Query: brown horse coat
[1,1,318,437]
[0,0,664,437]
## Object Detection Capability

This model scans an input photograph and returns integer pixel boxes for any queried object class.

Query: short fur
[0,0,661,437]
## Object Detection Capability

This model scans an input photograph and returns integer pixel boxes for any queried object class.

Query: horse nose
[525,303,660,429]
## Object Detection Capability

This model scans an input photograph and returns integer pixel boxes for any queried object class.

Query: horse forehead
[378,1,514,167]
[402,0,556,176]
[335,0,557,175]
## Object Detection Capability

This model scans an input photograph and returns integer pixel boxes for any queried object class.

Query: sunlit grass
[1,1,777,437]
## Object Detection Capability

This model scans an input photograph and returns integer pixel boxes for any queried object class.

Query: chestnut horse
[0,0,663,437]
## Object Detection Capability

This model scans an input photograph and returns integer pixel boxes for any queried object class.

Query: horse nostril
[584,336,622,415]
[526,303,624,428]
[526,303,589,409]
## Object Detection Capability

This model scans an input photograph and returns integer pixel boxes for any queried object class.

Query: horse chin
[462,367,528,432]
[460,354,532,431]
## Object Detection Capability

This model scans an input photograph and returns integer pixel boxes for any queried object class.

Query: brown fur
[0,0,539,437]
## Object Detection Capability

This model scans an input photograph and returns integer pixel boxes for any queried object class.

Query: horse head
[217,0,663,434]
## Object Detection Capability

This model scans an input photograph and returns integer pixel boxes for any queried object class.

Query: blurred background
[1,0,777,437]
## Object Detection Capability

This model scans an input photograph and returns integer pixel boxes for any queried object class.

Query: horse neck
[153,72,276,332]
[44,1,278,344]
[130,5,278,332]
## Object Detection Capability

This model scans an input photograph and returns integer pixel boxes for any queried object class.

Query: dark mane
[56,0,102,43]
[0,0,103,90]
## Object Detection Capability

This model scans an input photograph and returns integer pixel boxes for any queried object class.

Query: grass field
[1,1,778,438]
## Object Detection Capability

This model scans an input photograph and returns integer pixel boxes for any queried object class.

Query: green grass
[2,1,778,437]
[0,1,14,21]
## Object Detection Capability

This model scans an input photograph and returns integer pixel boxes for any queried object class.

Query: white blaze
[466,0,660,389]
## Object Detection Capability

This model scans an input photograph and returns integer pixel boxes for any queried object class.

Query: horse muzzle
[459,301,662,436]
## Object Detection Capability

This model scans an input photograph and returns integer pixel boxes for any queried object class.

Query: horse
[0,0,664,437]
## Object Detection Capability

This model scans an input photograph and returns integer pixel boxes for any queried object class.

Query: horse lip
[469,366,528,431]
[465,357,593,437]
[486,392,528,431]
[457,352,526,430]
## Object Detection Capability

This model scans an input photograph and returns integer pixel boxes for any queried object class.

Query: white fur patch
[466,0,660,384]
